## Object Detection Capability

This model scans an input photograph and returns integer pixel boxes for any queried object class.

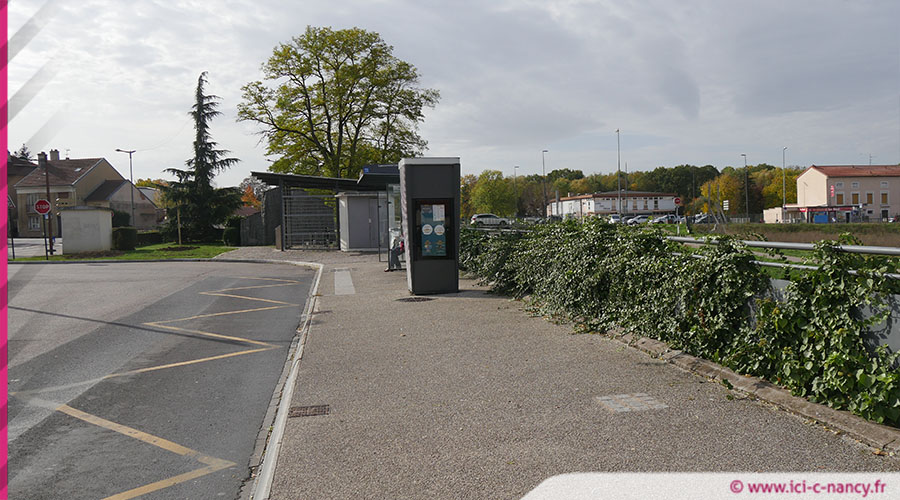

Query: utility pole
[40,152,55,255]
[116,148,136,227]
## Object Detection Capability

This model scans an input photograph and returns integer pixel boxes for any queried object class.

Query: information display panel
[415,199,452,259]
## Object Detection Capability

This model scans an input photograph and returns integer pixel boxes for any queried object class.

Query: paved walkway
[221,247,900,499]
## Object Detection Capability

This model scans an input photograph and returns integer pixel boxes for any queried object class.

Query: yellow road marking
[199,291,298,305]
[17,274,305,498]
[212,282,299,292]
[114,346,278,376]
[148,304,295,325]
[102,461,233,500]
[144,322,278,347]
[57,404,236,500]
[58,404,198,456]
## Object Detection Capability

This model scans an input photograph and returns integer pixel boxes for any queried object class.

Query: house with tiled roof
[780,164,900,223]
[7,153,38,236]
[14,149,159,237]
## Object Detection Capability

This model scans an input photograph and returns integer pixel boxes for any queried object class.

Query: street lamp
[116,148,136,227]
[741,153,749,220]
[782,147,788,223]
[513,165,519,217]
[616,129,621,214]
[541,150,549,216]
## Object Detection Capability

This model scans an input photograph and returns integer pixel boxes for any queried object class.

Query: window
[882,181,889,188]
[643,199,648,209]
[654,199,659,209]
[852,182,860,189]
[866,193,874,205]
[882,192,889,205]
[836,193,844,205]
[28,216,41,231]
[852,193,860,205]
[26,193,41,210]
[58,192,69,199]
[835,182,844,188]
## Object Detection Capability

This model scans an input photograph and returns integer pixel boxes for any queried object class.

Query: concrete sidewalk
[223,247,900,499]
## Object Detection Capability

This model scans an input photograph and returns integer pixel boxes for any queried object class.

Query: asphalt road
[8,261,314,500]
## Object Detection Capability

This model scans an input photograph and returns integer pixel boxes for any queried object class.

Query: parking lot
[8,261,314,499]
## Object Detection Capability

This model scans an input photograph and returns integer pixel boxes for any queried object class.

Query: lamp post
[616,129,621,214]
[541,149,549,217]
[782,147,788,223]
[513,165,519,217]
[741,153,749,221]
[116,148,136,227]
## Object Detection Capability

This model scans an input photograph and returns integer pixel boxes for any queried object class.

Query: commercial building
[767,165,900,223]
[547,191,680,218]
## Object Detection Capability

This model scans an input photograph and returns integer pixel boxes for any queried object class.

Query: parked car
[470,213,511,227]
[650,214,678,224]
[608,214,622,224]
[626,215,650,225]
[693,214,714,224]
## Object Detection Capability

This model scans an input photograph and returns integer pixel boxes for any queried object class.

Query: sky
[8,0,900,189]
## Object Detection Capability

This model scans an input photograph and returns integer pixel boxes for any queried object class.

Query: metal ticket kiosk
[399,157,461,295]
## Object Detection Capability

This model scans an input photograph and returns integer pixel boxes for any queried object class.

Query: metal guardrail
[667,236,900,256]
[667,236,900,279]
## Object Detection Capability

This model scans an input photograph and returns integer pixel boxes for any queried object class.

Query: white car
[470,213,510,227]
[626,215,650,225]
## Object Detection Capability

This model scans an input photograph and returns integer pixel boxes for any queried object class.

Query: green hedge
[136,231,163,247]
[112,227,137,251]
[112,210,131,228]
[460,221,900,426]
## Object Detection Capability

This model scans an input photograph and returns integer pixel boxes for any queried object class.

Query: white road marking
[333,269,356,295]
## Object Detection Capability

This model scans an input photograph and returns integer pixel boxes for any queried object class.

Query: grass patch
[13,242,236,261]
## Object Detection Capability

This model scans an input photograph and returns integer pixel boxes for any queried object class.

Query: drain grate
[596,393,668,413]
[396,297,434,302]
[288,405,331,417]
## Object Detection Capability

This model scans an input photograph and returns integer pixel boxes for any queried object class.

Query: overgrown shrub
[460,223,900,426]
[112,227,137,251]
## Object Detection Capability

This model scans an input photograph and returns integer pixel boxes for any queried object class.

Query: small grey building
[251,165,400,252]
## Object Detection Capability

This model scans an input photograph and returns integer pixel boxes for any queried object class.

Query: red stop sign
[674,197,682,206]
[34,199,51,215]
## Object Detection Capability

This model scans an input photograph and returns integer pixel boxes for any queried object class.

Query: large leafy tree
[471,170,515,217]
[163,72,241,242]
[238,26,440,179]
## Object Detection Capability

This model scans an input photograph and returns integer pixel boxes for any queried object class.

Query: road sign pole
[42,214,49,260]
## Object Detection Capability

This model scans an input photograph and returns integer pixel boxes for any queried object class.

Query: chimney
[38,151,48,167]
[50,149,60,161]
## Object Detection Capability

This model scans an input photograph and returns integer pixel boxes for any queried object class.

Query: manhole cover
[595,393,667,413]
[288,405,331,417]
[396,297,434,302]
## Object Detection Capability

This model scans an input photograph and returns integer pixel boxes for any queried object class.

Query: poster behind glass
[418,201,449,258]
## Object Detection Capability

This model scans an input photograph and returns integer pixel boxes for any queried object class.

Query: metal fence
[282,188,338,249]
